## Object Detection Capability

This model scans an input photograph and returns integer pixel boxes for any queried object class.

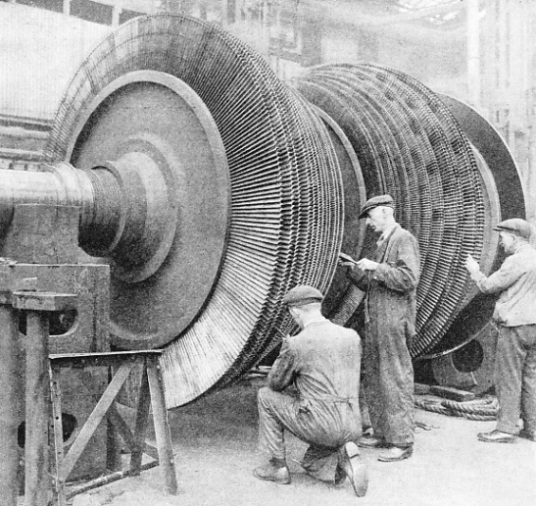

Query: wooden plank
[60,363,133,482]
[66,461,159,500]
[24,312,50,506]
[0,305,20,506]
[414,383,431,395]
[130,361,151,475]
[107,404,138,453]
[143,442,159,462]
[429,385,476,402]
[147,357,178,495]
[49,350,163,368]
[76,369,138,453]
[77,366,158,464]
[49,364,67,506]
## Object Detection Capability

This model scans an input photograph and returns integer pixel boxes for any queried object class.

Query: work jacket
[268,319,362,445]
[471,243,536,326]
[346,223,420,445]
[347,223,420,341]
[262,319,363,481]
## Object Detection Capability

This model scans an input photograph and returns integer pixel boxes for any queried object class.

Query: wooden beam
[130,362,151,475]
[0,305,20,506]
[147,356,178,495]
[429,385,476,402]
[60,363,134,482]
[24,312,50,506]
[50,364,67,506]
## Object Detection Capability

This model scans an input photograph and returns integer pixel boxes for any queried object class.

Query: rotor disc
[45,15,344,406]
[57,70,231,349]
[297,63,486,356]
[423,95,525,358]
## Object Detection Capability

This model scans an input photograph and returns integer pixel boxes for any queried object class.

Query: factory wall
[2,0,535,222]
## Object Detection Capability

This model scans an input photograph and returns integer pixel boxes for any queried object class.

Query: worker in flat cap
[465,218,536,443]
[339,194,420,462]
[254,285,368,497]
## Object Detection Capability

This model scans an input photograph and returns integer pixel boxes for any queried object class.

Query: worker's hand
[338,252,357,268]
[356,258,379,271]
[464,254,480,275]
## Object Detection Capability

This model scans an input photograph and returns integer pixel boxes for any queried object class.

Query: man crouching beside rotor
[253,285,368,497]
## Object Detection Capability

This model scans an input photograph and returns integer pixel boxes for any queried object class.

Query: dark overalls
[258,320,362,481]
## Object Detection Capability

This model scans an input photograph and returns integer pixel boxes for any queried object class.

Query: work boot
[338,441,368,497]
[358,436,387,448]
[378,446,413,462]
[253,458,291,484]
[478,430,515,444]
[518,429,535,442]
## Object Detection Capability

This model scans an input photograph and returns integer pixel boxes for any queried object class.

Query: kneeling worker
[254,285,368,497]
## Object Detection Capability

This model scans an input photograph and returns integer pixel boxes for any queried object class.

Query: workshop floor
[72,376,536,506]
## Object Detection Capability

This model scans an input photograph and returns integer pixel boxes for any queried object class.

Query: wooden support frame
[0,258,175,505]
[49,351,178,505]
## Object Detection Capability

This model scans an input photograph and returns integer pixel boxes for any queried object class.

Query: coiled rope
[415,396,498,421]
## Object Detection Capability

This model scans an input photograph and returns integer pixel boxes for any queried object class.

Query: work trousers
[495,324,536,434]
[257,387,361,482]
[362,326,414,447]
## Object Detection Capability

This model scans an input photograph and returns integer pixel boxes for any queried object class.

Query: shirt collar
[304,317,328,328]
[516,243,533,253]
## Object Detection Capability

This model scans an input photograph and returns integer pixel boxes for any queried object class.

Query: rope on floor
[415,396,498,421]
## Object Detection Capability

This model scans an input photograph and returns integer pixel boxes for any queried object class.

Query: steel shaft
[0,155,174,283]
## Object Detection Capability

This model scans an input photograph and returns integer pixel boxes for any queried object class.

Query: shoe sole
[343,442,368,497]
[252,469,291,485]
[378,448,413,462]
[358,440,384,449]
[478,437,516,444]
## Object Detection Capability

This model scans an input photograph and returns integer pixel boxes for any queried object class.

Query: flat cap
[282,285,324,307]
[493,218,533,240]
[359,194,394,219]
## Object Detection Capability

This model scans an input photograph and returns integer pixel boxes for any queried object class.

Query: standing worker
[465,218,536,443]
[340,195,420,462]
[254,285,368,497]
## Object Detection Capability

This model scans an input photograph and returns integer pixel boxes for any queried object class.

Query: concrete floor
[72,376,536,506]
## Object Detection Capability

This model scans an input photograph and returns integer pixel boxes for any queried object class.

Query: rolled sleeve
[472,256,523,294]
[346,265,369,290]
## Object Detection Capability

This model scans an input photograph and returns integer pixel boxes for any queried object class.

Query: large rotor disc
[45,15,344,406]
[59,70,230,349]
[296,63,487,356]
[422,94,525,358]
